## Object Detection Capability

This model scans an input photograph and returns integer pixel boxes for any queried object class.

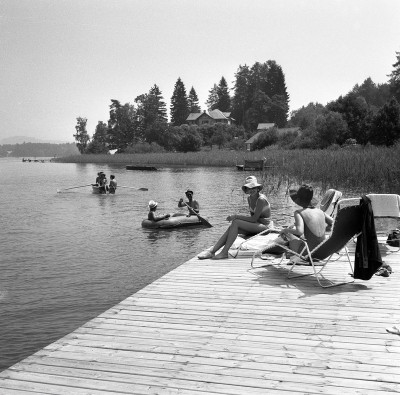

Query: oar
[57,184,93,193]
[119,186,148,191]
[184,202,212,228]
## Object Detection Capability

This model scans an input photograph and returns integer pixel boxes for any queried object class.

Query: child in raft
[148,200,171,222]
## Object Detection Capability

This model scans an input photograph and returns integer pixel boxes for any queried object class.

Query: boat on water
[91,184,108,194]
[126,165,158,171]
[141,215,205,229]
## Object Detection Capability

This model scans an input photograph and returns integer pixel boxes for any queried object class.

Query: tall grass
[56,144,400,194]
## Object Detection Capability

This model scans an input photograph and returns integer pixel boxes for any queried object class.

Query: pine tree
[231,65,251,126]
[206,84,219,110]
[188,87,201,113]
[265,60,290,127]
[388,51,400,103]
[149,84,168,122]
[216,76,231,111]
[170,78,189,126]
[231,61,289,129]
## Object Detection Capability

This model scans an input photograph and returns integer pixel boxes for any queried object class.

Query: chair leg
[287,247,355,288]
[250,251,284,269]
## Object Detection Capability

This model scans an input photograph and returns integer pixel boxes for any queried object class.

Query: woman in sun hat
[279,184,333,252]
[198,175,272,260]
[147,200,170,222]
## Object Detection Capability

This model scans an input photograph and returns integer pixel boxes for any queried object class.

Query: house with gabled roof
[244,123,276,151]
[245,123,301,150]
[186,109,234,126]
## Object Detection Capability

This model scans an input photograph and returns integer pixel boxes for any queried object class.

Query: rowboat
[126,165,158,171]
[91,184,107,194]
[141,215,205,229]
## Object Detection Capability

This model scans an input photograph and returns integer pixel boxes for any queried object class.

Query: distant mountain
[0,136,71,144]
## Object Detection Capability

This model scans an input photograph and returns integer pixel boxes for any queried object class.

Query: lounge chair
[250,198,363,288]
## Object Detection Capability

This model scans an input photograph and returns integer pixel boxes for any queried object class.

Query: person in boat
[198,176,272,260]
[148,200,171,222]
[178,189,200,216]
[95,172,101,185]
[275,184,333,254]
[109,175,117,194]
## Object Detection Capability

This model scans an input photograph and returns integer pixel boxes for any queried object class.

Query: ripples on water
[0,158,303,371]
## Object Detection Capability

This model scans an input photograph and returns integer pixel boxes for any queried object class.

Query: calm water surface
[0,158,307,371]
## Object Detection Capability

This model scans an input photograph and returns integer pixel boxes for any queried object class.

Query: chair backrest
[312,201,363,261]
[320,189,343,218]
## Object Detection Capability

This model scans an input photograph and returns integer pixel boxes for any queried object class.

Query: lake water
[0,157,341,371]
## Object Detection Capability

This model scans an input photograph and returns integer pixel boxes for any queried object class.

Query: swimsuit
[249,195,271,225]
[298,209,326,250]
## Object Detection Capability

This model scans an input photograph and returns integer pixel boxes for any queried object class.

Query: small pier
[1,243,399,394]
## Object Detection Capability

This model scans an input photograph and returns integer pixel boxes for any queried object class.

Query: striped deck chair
[250,198,363,288]
[320,189,342,218]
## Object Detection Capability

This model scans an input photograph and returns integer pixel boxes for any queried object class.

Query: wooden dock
[1,243,399,394]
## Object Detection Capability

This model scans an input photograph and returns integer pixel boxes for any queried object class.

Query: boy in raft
[148,200,171,222]
[109,175,117,194]
[178,189,200,216]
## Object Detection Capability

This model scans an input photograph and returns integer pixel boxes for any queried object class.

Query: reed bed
[56,144,400,194]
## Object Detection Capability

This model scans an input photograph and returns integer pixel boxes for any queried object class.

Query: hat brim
[242,183,263,192]
[290,192,318,208]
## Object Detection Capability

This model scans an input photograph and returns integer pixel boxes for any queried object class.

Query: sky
[1,0,400,143]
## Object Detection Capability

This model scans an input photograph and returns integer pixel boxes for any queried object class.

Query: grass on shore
[55,144,400,194]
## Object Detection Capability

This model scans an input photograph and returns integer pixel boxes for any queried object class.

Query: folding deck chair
[250,198,363,288]
[320,189,342,218]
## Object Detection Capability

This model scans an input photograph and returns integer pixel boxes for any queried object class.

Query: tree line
[74,52,400,153]
[74,60,289,153]
[0,143,79,158]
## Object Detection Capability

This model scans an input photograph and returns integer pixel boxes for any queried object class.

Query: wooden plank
[0,249,399,394]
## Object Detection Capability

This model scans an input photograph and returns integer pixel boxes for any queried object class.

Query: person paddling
[178,189,200,216]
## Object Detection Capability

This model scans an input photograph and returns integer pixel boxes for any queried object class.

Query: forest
[73,52,400,154]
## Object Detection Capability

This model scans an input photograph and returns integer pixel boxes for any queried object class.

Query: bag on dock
[387,229,400,247]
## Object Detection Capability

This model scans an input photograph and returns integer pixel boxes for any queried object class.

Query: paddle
[57,184,93,193]
[183,202,212,228]
[119,186,148,191]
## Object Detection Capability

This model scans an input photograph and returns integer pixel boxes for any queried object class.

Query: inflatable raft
[141,215,204,229]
